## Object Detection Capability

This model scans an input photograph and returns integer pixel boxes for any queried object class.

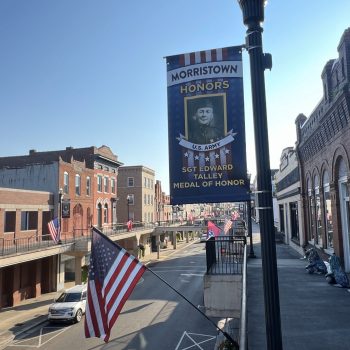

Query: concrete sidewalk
[0,238,197,349]
[247,222,350,350]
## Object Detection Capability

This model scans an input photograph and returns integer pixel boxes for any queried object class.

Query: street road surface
[5,241,219,350]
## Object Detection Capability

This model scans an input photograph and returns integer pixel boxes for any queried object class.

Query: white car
[200,232,207,242]
[48,284,87,323]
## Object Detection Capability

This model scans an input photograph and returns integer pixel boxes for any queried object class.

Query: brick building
[116,165,156,223]
[0,187,57,307]
[0,145,122,234]
[295,28,350,270]
[0,145,123,307]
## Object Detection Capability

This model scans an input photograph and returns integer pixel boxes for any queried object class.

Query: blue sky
[1,1,350,193]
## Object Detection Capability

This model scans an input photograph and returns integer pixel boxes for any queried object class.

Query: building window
[75,174,81,196]
[314,175,322,247]
[97,175,102,192]
[307,179,314,243]
[104,204,108,224]
[97,203,102,228]
[86,177,91,196]
[87,207,91,228]
[104,177,109,193]
[144,194,147,205]
[4,211,16,232]
[128,177,134,187]
[111,178,116,194]
[21,211,37,231]
[279,205,285,233]
[127,194,134,205]
[144,177,147,188]
[64,172,69,194]
[323,171,333,250]
[290,202,299,240]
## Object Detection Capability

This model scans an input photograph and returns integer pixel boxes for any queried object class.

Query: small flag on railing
[223,219,233,235]
[84,227,146,343]
[47,217,61,244]
[127,220,133,231]
[231,211,240,220]
[207,221,221,240]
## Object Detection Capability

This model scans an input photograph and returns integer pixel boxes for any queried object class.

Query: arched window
[307,178,314,242]
[97,203,102,228]
[75,174,81,196]
[104,204,108,224]
[314,174,322,246]
[322,171,333,250]
[87,207,91,229]
[64,172,69,194]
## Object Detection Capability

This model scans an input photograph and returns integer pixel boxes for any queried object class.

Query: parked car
[200,232,207,242]
[48,284,87,323]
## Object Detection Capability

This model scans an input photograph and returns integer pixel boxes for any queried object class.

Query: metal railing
[205,235,246,275]
[0,220,186,257]
[0,233,66,256]
[239,244,248,349]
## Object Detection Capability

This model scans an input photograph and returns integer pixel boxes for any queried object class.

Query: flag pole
[145,266,239,348]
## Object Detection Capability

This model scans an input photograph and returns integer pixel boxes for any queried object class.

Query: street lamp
[58,188,63,243]
[237,1,283,349]
[126,195,132,221]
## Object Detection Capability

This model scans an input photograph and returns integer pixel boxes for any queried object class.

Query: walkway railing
[205,235,246,275]
[0,233,62,256]
[0,220,185,257]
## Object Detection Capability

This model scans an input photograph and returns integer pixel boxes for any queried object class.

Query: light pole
[237,1,283,349]
[247,174,256,258]
[58,188,63,243]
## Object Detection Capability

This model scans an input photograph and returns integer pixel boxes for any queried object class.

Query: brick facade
[296,28,350,270]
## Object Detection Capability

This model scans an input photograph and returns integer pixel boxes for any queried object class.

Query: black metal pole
[238,1,283,349]
[127,200,130,221]
[247,199,256,258]
[58,191,63,243]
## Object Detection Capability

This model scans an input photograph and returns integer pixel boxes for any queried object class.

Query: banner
[61,199,71,218]
[166,46,249,204]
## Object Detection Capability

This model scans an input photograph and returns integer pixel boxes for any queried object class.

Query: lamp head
[237,0,266,25]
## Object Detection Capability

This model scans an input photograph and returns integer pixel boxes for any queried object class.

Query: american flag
[207,220,221,240]
[231,211,240,220]
[47,217,60,243]
[84,227,146,342]
[223,219,233,235]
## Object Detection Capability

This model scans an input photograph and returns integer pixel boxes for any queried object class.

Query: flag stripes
[47,217,60,243]
[84,227,146,343]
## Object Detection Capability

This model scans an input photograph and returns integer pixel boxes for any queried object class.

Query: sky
[1,1,350,194]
